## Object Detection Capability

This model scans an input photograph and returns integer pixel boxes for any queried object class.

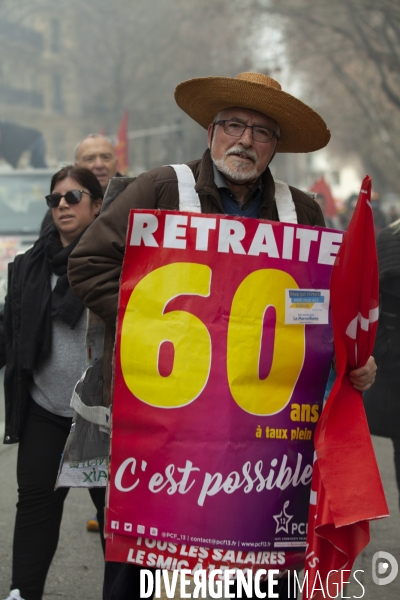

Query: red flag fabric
[115,110,129,174]
[99,126,106,136]
[303,176,389,599]
[310,177,338,218]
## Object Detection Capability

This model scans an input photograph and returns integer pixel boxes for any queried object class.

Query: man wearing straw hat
[69,72,376,600]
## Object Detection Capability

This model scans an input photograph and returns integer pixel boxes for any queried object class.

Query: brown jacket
[68,149,325,405]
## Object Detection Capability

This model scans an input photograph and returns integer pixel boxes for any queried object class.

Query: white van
[0,168,53,309]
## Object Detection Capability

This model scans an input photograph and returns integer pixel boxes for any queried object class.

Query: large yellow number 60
[227,269,305,415]
[120,262,212,408]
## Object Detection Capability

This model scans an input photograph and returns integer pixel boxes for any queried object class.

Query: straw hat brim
[174,76,330,153]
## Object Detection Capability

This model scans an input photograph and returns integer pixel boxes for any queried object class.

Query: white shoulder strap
[168,166,297,222]
[168,164,201,213]
[274,179,298,224]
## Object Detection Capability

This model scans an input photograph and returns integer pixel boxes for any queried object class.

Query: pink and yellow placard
[105,210,342,567]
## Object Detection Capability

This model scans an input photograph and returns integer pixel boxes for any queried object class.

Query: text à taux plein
[256,403,319,440]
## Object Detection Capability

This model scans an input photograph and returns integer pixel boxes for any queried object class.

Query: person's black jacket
[0,312,5,369]
[364,220,400,439]
[2,252,32,443]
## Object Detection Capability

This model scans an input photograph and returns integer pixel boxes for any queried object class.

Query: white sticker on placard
[285,289,330,325]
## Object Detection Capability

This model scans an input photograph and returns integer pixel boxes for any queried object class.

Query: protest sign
[105,210,341,568]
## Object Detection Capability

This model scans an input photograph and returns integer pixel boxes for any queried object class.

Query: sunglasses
[45,189,93,208]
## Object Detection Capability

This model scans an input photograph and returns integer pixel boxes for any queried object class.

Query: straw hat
[174,72,330,153]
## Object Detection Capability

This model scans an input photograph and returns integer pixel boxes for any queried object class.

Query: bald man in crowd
[75,134,120,192]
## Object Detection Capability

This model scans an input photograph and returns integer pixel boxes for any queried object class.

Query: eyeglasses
[45,189,93,208]
[215,119,279,143]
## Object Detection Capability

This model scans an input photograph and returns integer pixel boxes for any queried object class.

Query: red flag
[303,176,389,599]
[99,126,106,136]
[310,177,338,218]
[115,110,129,174]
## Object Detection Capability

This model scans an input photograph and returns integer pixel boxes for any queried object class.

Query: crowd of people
[0,71,383,600]
[317,190,400,236]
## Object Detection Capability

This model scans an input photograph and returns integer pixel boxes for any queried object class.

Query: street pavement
[0,363,399,599]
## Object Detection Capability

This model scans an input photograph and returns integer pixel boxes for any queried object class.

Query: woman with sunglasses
[1,166,104,600]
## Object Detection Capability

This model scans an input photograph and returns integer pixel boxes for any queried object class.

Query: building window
[52,74,64,113]
[0,84,43,108]
[50,19,61,53]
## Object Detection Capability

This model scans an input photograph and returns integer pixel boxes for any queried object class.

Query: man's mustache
[225,146,258,163]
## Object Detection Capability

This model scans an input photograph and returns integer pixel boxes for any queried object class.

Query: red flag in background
[310,177,338,218]
[303,176,389,599]
[115,110,129,174]
[99,126,106,136]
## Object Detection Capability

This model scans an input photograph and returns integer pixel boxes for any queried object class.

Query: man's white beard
[211,144,259,182]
